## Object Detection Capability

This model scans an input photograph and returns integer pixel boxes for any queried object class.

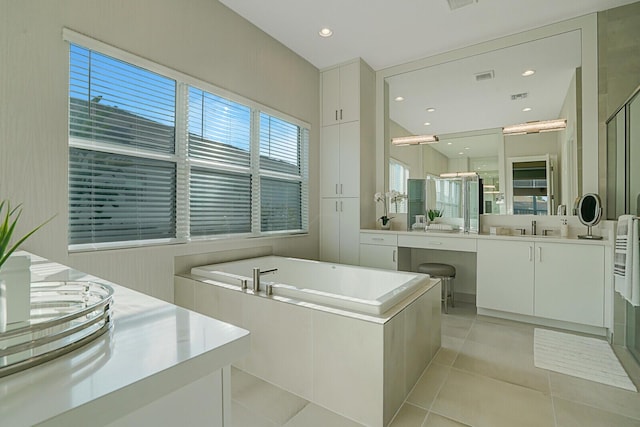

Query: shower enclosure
[606,84,640,365]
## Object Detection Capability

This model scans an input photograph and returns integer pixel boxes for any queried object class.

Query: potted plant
[427,209,442,223]
[0,200,53,329]
[374,192,392,229]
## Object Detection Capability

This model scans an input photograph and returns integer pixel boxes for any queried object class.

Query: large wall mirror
[376,16,599,218]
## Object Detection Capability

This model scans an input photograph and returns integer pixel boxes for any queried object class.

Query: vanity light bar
[391,134,439,146]
[502,119,567,135]
[439,172,478,178]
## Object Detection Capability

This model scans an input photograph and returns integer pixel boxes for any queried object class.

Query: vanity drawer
[398,234,477,252]
[360,232,398,246]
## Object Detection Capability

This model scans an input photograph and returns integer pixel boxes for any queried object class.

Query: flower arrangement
[374,192,392,226]
[0,200,52,269]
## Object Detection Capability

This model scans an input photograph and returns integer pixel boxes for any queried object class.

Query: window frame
[65,29,310,252]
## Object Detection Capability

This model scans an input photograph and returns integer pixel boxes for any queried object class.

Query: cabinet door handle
[372,237,384,241]
[392,250,397,263]
[335,201,338,212]
[427,241,442,245]
[340,109,343,120]
[335,110,338,121]
[537,246,542,262]
[529,246,533,261]
[340,201,343,212]
[335,184,338,195]
[340,184,343,194]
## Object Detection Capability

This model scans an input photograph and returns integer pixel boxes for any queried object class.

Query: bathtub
[190,256,427,315]
[177,256,441,427]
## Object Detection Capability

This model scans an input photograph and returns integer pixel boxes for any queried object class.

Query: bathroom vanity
[0,253,250,426]
[360,226,613,336]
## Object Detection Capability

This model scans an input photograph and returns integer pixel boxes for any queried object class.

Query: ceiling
[387,30,582,143]
[219,0,637,71]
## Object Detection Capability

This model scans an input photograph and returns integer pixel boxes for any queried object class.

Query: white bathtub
[190,256,428,315]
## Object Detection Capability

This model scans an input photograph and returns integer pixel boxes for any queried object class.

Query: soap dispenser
[560,218,569,238]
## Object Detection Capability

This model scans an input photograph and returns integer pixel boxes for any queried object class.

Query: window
[66,32,309,249]
[388,158,409,213]
[259,113,308,232]
[68,44,178,246]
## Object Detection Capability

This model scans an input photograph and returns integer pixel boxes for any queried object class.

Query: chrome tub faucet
[252,267,278,293]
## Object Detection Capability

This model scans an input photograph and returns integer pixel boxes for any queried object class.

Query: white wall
[0,0,320,301]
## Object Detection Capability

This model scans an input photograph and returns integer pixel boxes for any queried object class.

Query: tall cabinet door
[338,61,360,124]
[534,243,604,326]
[321,67,340,126]
[476,239,534,315]
[320,124,340,198]
[339,121,360,198]
[320,198,341,263]
[339,198,360,266]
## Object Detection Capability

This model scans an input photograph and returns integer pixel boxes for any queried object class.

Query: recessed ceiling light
[318,28,333,38]
[426,107,436,113]
[522,107,532,112]
[423,122,431,126]
[447,142,452,145]
[458,152,464,155]
[464,147,470,150]
[522,69,535,77]
[394,96,404,102]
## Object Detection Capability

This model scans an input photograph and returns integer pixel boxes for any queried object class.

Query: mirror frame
[375,15,598,218]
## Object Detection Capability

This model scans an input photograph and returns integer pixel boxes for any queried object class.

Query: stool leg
[450,277,455,308]
[442,278,448,314]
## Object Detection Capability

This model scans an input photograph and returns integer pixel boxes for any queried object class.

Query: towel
[614,215,640,306]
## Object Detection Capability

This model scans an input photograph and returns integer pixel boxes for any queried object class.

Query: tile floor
[231,303,640,427]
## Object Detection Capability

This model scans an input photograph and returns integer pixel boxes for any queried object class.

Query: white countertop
[361,228,612,246]
[0,253,250,426]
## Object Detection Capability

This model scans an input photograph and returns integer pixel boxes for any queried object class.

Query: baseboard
[476,307,608,337]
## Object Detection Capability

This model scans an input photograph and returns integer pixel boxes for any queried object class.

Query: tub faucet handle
[252,267,261,292]
[266,284,273,296]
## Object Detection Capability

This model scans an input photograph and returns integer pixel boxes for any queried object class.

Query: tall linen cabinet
[319,59,376,264]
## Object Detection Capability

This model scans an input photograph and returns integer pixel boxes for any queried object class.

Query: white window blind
[68,44,178,246]
[67,32,310,249]
[259,113,307,232]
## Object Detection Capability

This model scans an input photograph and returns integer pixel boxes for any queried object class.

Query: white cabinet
[477,239,535,315]
[477,239,605,327]
[534,242,604,326]
[321,61,360,126]
[320,121,360,198]
[319,59,375,265]
[359,233,398,270]
[320,198,360,265]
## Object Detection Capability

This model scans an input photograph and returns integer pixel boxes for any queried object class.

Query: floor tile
[231,367,308,424]
[553,397,640,427]
[432,368,555,427]
[432,336,464,366]
[283,403,363,427]
[231,400,277,427]
[407,363,451,409]
[441,316,474,340]
[550,371,640,421]
[453,338,550,393]
[466,319,534,353]
[389,403,428,427]
[423,412,471,427]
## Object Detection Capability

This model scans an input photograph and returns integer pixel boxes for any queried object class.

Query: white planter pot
[0,255,31,330]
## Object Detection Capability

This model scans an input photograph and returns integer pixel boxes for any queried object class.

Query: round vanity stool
[417,263,456,313]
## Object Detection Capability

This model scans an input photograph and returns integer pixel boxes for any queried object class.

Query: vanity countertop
[361,228,612,246]
[0,253,250,426]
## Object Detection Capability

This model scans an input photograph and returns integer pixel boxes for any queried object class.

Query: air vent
[447,0,477,10]
[474,70,494,81]
[510,92,529,101]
